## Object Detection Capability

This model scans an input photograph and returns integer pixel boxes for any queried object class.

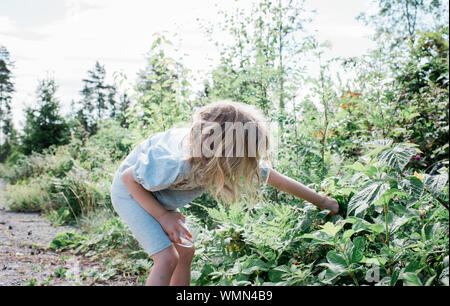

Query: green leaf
[346,237,365,264]
[423,172,448,198]
[403,112,420,121]
[344,162,366,172]
[398,177,424,202]
[342,229,355,242]
[327,251,348,269]
[268,269,284,282]
[360,257,387,265]
[347,181,390,216]
[348,217,371,232]
[300,231,335,246]
[377,143,416,171]
[363,166,378,178]
[404,262,423,273]
[320,222,343,237]
[374,188,407,206]
[368,223,385,234]
[241,258,269,275]
[400,272,423,286]
[390,269,400,286]
[365,138,393,147]
[344,162,378,178]
[364,139,393,157]
[201,264,214,277]
[389,212,410,234]
[319,250,349,283]
[424,275,437,286]
[374,211,410,235]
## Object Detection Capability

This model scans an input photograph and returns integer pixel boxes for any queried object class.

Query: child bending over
[110,100,338,286]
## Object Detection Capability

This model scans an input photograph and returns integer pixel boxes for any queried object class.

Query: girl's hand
[319,197,339,216]
[156,211,193,244]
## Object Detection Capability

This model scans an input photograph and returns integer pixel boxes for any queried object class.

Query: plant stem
[384,203,390,247]
[377,233,388,246]
[348,271,359,286]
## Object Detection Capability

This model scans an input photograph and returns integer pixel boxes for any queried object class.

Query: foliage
[130,33,192,134]
[0,45,17,162]
[21,76,70,155]
[50,231,86,251]
[2,176,51,212]
[0,0,448,286]
[74,61,119,136]
[187,140,449,286]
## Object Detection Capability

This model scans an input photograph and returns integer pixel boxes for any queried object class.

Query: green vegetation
[0,0,448,286]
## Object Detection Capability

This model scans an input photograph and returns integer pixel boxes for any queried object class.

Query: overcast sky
[0,0,377,128]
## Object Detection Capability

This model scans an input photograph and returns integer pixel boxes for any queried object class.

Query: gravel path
[0,179,138,286]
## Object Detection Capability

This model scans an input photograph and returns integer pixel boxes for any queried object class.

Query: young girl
[110,100,338,286]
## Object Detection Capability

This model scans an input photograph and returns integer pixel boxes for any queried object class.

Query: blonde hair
[184,100,271,205]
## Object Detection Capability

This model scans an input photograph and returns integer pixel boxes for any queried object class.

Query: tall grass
[3,176,52,212]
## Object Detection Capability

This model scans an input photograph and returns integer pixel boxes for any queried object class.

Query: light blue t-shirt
[111,127,270,210]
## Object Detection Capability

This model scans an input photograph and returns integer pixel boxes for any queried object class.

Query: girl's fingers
[171,232,180,244]
[181,226,193,241]
[179,222,192,239]
[177,212,186,222]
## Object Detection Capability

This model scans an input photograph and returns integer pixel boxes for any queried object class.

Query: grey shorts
[110,175,175,257]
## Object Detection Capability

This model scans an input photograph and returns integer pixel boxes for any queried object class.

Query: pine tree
[76,81,96,135]
[114,92,130,128]
[0,45,16,162]
[76,61,117,135]
[21,76,70,154]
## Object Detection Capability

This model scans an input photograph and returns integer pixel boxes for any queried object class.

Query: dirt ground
[0,179,138,286]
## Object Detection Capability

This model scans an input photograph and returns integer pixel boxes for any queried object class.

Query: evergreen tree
[0,45,16,162]
[76,81,96,135]
[76,61,117,135]
[114,92,131,128]
[21,76,70,154]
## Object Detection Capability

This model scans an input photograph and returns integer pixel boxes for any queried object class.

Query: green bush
[2,146,74,183]
[50,165,109,223]
[50,231,86,251]
[3,177,52,212]
[50,210,152,280]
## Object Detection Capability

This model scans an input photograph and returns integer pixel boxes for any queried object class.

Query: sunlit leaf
[347,181,390,216]
[377,143,416,171]
[368,223,385,234]
[320,222,343,237]
[422,172,448,198]
[398,177,424,202]
[400,272,423,286]
[342,229,355,242]
[319,251,349,283]
[345,236,365,264]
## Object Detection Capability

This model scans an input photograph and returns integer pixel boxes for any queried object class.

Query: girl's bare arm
[121,167,169,219]
[121,167,192,242]
[265,168,339,215]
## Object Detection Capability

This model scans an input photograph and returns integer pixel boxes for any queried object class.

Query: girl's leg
[146,245,179,286]
[169,244,195,286]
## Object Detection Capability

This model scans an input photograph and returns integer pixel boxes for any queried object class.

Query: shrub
[2,146,74,183]
[3,177,52,212]
[50,165,109,223]
[50,231,86,251]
